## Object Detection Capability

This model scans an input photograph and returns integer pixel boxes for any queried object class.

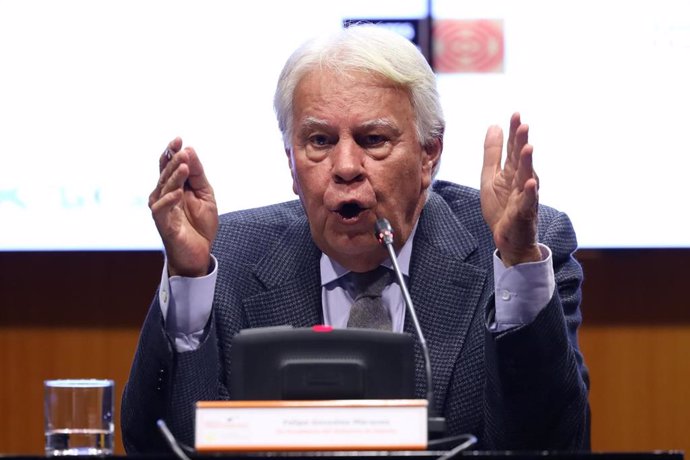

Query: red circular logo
[433,19,505,73]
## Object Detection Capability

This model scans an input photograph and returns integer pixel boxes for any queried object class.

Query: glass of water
[44,379,114,456]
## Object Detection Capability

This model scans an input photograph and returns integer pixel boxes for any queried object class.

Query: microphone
[374,218,446,437]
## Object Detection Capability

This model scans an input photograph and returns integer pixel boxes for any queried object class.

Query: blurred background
[1,0,689,455]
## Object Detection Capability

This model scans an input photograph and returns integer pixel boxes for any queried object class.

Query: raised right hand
[149,137,219,277]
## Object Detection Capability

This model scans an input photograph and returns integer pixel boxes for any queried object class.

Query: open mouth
[336,202,365,220]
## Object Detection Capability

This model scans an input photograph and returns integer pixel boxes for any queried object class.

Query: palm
[162,187,218,274]
[150,139,219,277]
[480,114,540,266]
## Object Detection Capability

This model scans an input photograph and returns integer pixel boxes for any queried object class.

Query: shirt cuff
[159,255,218,336]
[492,244,555,332]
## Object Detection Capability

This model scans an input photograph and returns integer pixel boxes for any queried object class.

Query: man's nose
[331,138,365,184]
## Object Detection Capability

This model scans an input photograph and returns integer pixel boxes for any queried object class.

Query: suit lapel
[242,217,324,328]
[406,193,491,407]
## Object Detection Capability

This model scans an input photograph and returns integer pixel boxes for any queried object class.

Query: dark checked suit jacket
[121,180,590,453]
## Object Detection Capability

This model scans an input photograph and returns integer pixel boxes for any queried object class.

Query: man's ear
[422,138,443,189]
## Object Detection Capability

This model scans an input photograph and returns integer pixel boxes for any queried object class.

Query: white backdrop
[1,0,688,249]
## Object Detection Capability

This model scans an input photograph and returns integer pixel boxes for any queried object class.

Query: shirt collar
[320,223,417,286]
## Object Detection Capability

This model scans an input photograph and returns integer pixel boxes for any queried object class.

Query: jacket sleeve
[121,293,223,453]
[483,210,590,450]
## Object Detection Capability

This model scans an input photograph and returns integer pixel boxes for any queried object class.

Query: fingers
[516,145,539,215]
[150,138,215,213]
[150,138,191,213]
[183,146,213,193]
[159,137,183,172]
[157,160,190,202]
[504,112,536,192]
[511,124,539,220]
[515,143,535,191]
[506,114,528,172]
[506,112,521,160]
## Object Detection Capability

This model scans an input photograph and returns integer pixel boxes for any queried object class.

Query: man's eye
[309,135,330,147]
[359,134,387,148]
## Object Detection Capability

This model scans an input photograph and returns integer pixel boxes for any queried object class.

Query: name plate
[195,399,428,452]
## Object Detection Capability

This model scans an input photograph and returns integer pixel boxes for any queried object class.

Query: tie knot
[349,266,391,300]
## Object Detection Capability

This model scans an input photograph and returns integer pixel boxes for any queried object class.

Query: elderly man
[122,24,589,453]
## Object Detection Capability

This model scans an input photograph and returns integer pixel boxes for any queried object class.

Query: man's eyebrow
[297,117,402,135]
[298,117,331,133]
[358,118,401,135]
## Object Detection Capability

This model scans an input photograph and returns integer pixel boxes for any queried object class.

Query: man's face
[287,70,441,272]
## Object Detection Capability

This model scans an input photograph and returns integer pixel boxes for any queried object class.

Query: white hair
[273,24,445,175]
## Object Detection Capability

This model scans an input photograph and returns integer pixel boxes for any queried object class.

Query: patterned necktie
[346,266,393,330]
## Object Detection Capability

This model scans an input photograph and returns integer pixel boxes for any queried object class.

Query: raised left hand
[480,112,541,266]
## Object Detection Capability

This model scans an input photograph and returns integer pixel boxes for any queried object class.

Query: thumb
[481,125,503,188]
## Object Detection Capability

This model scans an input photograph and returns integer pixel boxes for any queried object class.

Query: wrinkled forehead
[293,68,412,114]
[292,70,415,133]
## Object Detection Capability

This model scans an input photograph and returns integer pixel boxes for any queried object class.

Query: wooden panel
[0,251,162,454]
[580,326,690,452]
[0,327,140,454]
[577,249,690,453]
